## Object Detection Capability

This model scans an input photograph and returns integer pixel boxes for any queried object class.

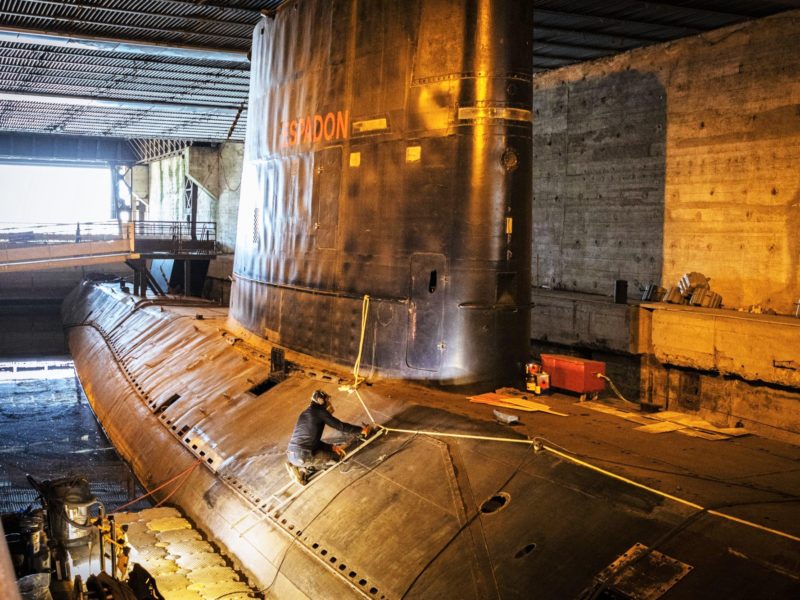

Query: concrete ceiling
[0,0,798,151]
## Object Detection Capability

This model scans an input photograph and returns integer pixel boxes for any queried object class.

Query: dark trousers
[287,443,337,471]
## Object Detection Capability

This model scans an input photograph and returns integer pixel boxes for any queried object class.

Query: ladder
[265,428,387,517]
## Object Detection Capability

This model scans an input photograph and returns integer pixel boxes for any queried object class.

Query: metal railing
[131,220,216,243]
[0,220,217,256]
[0,221,123,246]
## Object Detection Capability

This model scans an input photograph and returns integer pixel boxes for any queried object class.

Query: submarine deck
[64,286,800,598]
[394,384,800,540]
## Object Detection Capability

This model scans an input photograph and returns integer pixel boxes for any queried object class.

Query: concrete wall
[132,164,149,217]
[146,142,243,253]
[533,71,665,297]
[148,154,186,223]
[0,266,128,357]
[532,11,800,315]
[530,12,800,442]
[217,143,244,252]
[0,266,122,301]
[143,143,242,303]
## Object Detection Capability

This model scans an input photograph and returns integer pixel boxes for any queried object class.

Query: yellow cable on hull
[380,426,800,543]
[346,296,800,544]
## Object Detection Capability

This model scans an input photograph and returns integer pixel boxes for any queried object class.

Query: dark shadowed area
[0,359,149,513]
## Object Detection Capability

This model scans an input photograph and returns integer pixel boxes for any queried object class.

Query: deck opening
[480,492,510,514]
[247,378,277,396]
[155,393,181,414]
[514,543,536,558]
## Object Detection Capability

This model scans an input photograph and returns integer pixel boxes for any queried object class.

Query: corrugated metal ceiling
[0,0,268,50]
[0,1,797,154]
[530,0,800,70]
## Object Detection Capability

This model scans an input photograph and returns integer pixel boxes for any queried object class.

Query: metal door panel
[407,253,446,371]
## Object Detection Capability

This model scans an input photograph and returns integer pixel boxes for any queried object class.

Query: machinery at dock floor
[3,474,165,600]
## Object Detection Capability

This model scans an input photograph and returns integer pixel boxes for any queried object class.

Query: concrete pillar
[132,165,149,221]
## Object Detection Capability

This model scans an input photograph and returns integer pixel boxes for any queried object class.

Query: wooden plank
[635,421,686,434]
[468,393,568,416]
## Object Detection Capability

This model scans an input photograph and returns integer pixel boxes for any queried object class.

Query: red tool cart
[540,354,606,395]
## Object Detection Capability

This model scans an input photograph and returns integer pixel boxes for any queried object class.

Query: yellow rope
[352,294,370,387]
[380,426,533,445]
[344,300,799,543]
[354,388,376,425]
[339,295,376,423]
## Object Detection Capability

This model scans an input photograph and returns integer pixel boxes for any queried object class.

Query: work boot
[285,462,307,486]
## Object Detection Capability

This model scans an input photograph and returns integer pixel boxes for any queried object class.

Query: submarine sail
[230,0,533,387]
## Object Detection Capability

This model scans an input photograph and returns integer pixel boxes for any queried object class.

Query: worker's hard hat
[311,390,330,406]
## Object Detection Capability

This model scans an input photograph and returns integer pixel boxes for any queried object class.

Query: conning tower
[231,0,533,386]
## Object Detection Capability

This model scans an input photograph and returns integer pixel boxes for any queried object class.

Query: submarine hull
[62,1,800,597]
[64,283,800,598]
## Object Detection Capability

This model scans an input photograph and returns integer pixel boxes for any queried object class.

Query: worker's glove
[332,444,346,459]
[360,423,374,438]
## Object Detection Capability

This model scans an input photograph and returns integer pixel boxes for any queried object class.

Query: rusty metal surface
[231,0,533,387]
[64,283,800,598]
[596,543,693,600]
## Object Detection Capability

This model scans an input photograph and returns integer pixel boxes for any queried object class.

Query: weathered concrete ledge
[531,288,638,353]
[640,303,800,389]
[531,289,800,442]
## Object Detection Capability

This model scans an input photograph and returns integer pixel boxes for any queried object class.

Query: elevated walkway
[0,220,217,296]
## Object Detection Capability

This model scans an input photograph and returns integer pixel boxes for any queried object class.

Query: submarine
[63,0,800,598]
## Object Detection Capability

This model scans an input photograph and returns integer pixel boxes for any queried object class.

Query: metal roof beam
[615,0,751,22]
[0,55,249,80]
[0,26,249,63]
[532,48,601,62]
[142,0,263,17]
[533,57,572,69]
[0,84,247,106]
[0,130,242,144]
[533,39,622,56]
[533,8,705,37]
[0,10,252,45]
[0,104,244,123]
[0,46,249,73]
[0,90,242,116]
[16,0,257,28]
[0,132,136,163]
[0,67,248,91]
[534,24,662,47]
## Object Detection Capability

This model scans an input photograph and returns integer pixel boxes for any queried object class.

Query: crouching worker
[286,390,370,485]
